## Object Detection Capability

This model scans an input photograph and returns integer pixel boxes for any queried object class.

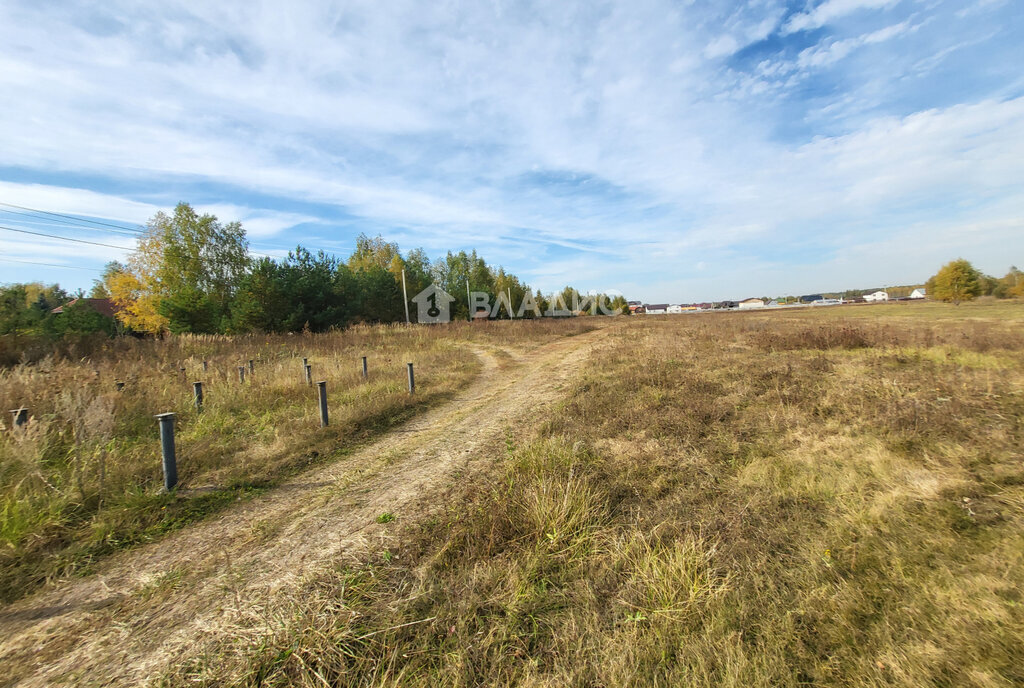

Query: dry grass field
[0,319,597,604]
[1,302,1022,687]
[162,302,1024,687]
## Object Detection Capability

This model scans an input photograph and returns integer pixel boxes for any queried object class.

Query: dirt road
[0,328,606,686]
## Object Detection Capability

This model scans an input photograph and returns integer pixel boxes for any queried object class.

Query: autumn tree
[109,204,250,334]
[995,266,1024,298]
[348,234,400,273]
[926,259,982,305]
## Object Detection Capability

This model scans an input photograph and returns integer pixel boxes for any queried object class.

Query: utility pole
[401,268,410,324]
[508,287,514,318]
[466,279,472,322]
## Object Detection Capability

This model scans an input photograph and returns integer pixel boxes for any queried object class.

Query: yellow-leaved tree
[106,228,168,335]
[925,259,982,305]
[105,203,249,335]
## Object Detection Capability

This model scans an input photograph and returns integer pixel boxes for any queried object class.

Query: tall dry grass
[0,318,602,603]
[169,308,1024,687]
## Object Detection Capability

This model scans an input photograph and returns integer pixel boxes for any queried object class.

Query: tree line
[1,203,629,338]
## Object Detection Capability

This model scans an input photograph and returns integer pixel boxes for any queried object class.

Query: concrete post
[407,362,415,395]
[202,359,208,372]
[238,366,246,383]
[305,364,313,386]
[317,381,329,427]
[361,356,368,379]
[156,413,177,491]
[248,359,255,374]
[193,381,203,411]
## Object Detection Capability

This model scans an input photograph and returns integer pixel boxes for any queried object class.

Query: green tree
[279,247,352,332]
[348,234,401,273]
[111,203,250,334]
[0,284,31,334]
[230,257,289,333]
[926,259,982,305]
[402,248,433,301]
[154,204,250,333]
[608,294,630,315]
[352,265,404,323]
[42,300,119,337]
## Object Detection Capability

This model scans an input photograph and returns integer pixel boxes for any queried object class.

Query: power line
[0,257,103,272]
[0,207,144,237]
[0,201,145,234]
[0,225,131,250]
[0,203,350,263]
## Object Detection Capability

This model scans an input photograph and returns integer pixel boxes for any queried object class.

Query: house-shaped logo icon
[411,284,456,324]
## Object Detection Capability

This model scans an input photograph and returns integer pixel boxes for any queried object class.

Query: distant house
[667,304,683,314]
[645,303,670,314]
[51,298,118,318]
[910,288,926,299]
[799,294,824,303]
[738,298,765,309]
[766,299,780,307]
[715,301,738,309]
[863,291,889,302]
[696,302,713,310]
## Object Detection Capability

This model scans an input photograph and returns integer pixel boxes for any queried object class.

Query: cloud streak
[0,0,1020,300]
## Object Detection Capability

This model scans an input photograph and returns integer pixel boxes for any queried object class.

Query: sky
[0,0,1021,302]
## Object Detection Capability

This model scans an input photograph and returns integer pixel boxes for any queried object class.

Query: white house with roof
[738,298,765,309]
[910,288,926,299]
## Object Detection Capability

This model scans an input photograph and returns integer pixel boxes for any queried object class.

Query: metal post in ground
[9,407,28,428]
[202,359,208,372]
[238,366,246,383]
[305,364,313,386]
[361,356,368,379]
[193,381,203,412]
[156,412,177,491]
[407,362,415,394]
[317,380,329,427]
[248,359,255,374]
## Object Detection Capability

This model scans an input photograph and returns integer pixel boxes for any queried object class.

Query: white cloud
[704,34,740,59]
[193,204,317,238]
[797,20,915,68]
[0,182,157,224]
[0,0,1020,298]
[784,0,899,34]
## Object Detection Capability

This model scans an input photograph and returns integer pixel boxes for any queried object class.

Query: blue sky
[0,0,1021,302]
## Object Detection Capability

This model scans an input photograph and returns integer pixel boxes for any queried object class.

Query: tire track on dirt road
[0,327,609,687]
